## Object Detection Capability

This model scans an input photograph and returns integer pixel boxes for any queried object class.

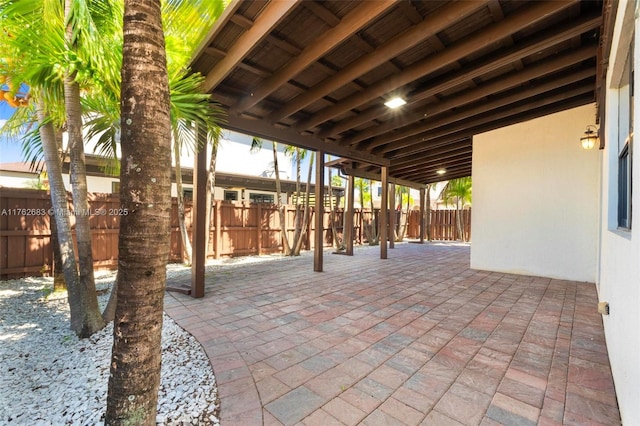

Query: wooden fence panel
[1,189,52,278]
[1,188,471,279]
[406,209,472,241]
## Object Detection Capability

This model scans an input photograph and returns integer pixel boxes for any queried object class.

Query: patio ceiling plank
[388,89,594,161]
[317,11,601,140]
[376,67,596,157]
[295,0,578,132]
[229,0,397,114]
[266,0,487,125]
[343,43,596,150]
[201,0,299,93]
[190,0,602,186]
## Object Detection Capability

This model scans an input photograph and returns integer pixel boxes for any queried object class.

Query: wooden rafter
[230,0,397,114]
[295,1,578,132]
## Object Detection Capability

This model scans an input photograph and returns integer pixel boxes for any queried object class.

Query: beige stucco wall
[471,103,600,282]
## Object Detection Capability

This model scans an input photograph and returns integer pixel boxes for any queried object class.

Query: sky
[0,102,23,164]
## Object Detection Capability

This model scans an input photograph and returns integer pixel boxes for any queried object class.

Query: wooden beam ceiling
[190,0,603,186]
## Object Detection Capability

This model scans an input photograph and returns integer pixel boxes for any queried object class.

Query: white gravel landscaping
[0,246,385,425]
[0,266,220,426]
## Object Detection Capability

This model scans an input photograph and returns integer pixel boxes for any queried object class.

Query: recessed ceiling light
[384,97,406,109]
[436,168,446,175]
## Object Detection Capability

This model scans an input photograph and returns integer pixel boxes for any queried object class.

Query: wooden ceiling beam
[398,164,472,183]
[424,171,472,185]
[202,0,299,93]
[357,45,595,150]
[268,1,487,124]
[390,139,472,165]
[374,67,595,155]
[341,167,425,188]
[223,113,390,166]
[390,139,472,167]
[393,158,474,182]
[230,0,396,114]
[319,12,601,139]
[388,90,594,161]
[391,147,473,173]
[297,1,578,131]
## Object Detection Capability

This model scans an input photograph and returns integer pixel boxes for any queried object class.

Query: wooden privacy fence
[406,209,472,242]
[1,188,471,279]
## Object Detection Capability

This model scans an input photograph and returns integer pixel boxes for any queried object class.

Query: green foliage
[354,177,372,207]
[443,177,472,208]
[0,0,225,164]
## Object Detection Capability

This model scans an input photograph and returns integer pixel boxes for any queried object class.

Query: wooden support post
[314,151,324,272]
[389,183,395,249]
[345,174,354,256]
[380,166,388,259]
[190,131,207,298]
[419,187,425,243]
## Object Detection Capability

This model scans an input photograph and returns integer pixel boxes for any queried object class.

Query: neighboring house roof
[0,155,344,197]
[0,162,42,175]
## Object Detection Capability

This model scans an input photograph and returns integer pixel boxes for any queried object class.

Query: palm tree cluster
[2,0,225,422]
[442,177,472,241]
[1,0,224,334]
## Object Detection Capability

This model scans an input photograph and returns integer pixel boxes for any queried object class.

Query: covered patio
[164,243,619,425]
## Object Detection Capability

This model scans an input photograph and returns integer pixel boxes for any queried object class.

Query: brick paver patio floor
[164,242,620,425]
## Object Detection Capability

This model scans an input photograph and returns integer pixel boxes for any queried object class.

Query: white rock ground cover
[0,246,387,425]
[0,263,231,426]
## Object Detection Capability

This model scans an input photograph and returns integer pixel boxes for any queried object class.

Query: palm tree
[105,0,172,422]
[367,179,379,245]
[327,156,345,250]
[0,0,109,336]
[64,0,108,333]
[442,177,472,241]
[250,137,293,254]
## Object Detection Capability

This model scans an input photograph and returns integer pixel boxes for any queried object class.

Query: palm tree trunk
[368,179,378,245]
[293,151,314,255]
[399,189,410,241]
[63,0,105,336]
[327,161,343,250]
[173,129,192,264]
[456,196,464,241]
[290,148,303,248]
[426,184,432,241]
[51,130,66,291]
[106,0,172,422]
[205,140,217,259]
[50,214,66,291]
[272,141,291,255]
[37,97,90,336]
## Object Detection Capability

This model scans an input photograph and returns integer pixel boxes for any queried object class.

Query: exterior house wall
[0,170,38,188]
[173,130,292,180]
[597,2,640,424]
[470,104,600,282]
[1,130,292,202]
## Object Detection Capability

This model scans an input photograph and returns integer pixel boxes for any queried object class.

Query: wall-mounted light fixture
[436,168,446,175]
[580,125,599,150]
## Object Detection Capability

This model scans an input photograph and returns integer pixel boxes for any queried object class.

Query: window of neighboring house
[224,190,238,201]
[617,42,633,230]
[183,188,193,202]
[377,185,382,197]
[111,181,120,194]
[249,193,274,204]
